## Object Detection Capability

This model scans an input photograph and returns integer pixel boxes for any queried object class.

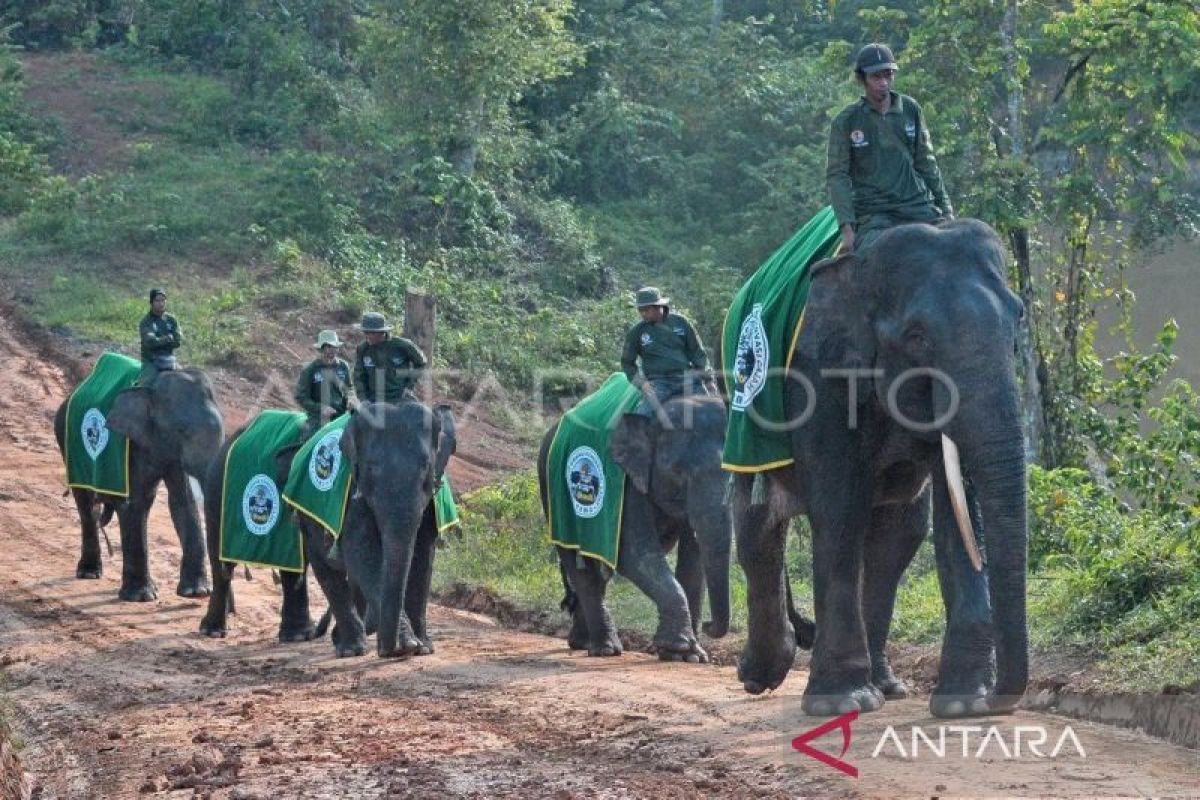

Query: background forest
[0,0,1197,689]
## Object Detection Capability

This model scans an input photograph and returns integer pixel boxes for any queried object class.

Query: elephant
[198,432,316,643]
[537,394,732,662]
[732,219,1028,718]
[54,368,225,601]
[302,400,457,658]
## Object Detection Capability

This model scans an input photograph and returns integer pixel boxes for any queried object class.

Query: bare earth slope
[1,310,1199,798]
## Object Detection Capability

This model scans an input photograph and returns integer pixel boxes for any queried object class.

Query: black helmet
[855,43,898,75]
[148,287,167,302]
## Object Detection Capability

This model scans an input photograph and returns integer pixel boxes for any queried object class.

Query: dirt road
[2,311,1198,799]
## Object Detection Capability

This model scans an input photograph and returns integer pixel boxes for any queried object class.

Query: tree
[363,0,583,177]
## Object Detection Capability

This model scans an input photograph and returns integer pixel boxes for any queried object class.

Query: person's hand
[321,405,336,420]
[703,379,719,396]
[837,223,855,255]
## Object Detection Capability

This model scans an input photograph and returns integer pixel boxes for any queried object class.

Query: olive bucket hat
[633,287,670,308]
[855,42,898,75]
[314,329,343,349]
[359,312,392,332]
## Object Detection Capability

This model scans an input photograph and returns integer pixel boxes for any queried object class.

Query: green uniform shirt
[138,311,183,361]
[353,336,427,403]
[294,357,356,419]
[825,91,953,229]
[621,313,712,384]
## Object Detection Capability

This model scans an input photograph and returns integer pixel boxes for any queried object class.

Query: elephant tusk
[941,434,983,572]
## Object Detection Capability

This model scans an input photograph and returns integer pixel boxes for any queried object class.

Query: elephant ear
[432,404,456,478]
[340,410,365,466]
[274,442,303,486]
[796,253,876,371]
[106,387,154,448]
[610,414,654,494]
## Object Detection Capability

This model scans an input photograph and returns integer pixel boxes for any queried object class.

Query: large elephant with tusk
[732,219,1028,718]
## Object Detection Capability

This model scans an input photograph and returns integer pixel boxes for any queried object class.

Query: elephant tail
[558,560,578,614]
[785,566,816,650]
[314,605,334,639]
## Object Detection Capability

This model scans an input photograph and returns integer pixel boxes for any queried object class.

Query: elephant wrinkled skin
[302,401,456,658]
[54,368,224,601]
[733,219,1029,719]
[537,395,733,663]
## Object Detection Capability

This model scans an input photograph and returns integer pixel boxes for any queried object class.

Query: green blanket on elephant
[546,372,643,569]
[721,206,842,472]
[64,352,141,497]
[282,413,461,538]
[219,409,307,573]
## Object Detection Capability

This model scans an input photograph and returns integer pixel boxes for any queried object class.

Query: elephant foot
[119,582,158,602]
[701,620,728,639]
[930,659,996,718]
[199,617,227,638]
[176,579,211,599]
[801,681,888,719]
[567,613,590,651]
[658,641,708,664]
[278,622,317,643]
[378,632,426,658]
[738,623,797,695]
[871,653,910,699]
[792,614,816,650]
[331,620,367,657]
[416,635,435,655]
[335,637,368,658]
[76,562,102,580]
[586,627,623,657]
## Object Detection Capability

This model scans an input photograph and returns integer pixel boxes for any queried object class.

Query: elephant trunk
[958,416,1029,712]
[373,504,424,656]
[689,479,732,639]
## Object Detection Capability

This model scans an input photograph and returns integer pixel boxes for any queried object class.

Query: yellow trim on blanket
[721,458,795,473]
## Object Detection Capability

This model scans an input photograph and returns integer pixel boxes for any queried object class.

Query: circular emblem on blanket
[731,303,769,411]
[308,429,343,492]
[566,446,605,519]
[242,474,280,536]
[81,408,109,461]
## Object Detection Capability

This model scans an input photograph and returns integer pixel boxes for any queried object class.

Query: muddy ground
[2,309,1199,799]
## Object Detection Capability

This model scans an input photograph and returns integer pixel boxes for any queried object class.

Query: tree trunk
[711,0,723,32]
[404,289,436,401]
[999,0,1047,464]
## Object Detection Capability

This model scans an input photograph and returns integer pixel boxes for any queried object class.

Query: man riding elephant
[826,43,954,254]
[352,312,427,404]
[620,287,716,420]
[295,329,357,437]
[137,288,183,386]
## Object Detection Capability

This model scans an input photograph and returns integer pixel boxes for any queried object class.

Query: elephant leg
[402,507,438,654]
[558,549,621,657]
[305,525,366,657]
[116,475,159,602]
[735,478,796,694]
[163,466,209,598]
[199,560,236,638]
[73,488,103,579]
[341,500,422,658]
[617,496,705,663]
[930,470,995,718]
[862,492,929,699]
[278,567,316,642]
[557,559,590,651]
[802,454,882,716]
[673,530,705,638]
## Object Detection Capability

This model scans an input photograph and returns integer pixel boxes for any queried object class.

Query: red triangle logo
[791,710,858,777]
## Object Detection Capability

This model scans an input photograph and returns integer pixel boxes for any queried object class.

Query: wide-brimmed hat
[633,287,670,308]
[359,312,392,332]
[314,329,343,349]
[855,43,898,75]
